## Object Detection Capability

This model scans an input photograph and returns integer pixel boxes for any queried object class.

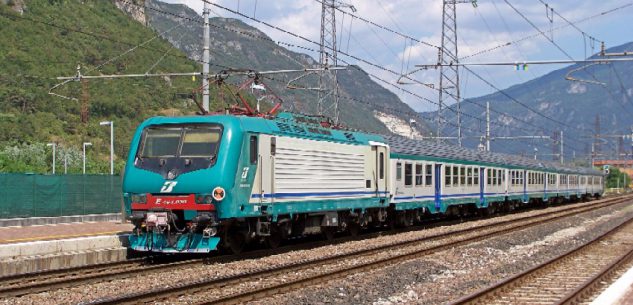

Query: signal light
[212,187,226,201]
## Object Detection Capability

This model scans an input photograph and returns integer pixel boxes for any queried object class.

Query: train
[123,112,604,254]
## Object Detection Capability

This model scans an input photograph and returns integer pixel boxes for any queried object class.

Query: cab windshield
[139,124,222,159]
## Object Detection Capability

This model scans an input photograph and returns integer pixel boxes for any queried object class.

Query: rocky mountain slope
[422,42,633,162]
[139,0,429,135]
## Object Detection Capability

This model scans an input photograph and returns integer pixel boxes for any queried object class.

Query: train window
[474,168,479,185]
[445,166,452,186]
[270,137,276,156]
[379,153,385,179]
[405,163,413,186]
[452,166,459,186]
[487,169,492,185]
[516,171,520,185]
[425,164,433,186]
[501,170,505,185]
[415,164,423,186]
[249,136,258,164]
[141,128,182,157]
[396,162,402,181]
[467,167,473,186]
[460,167,466,186]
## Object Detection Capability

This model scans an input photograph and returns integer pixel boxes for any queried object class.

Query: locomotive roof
[386,135,601,176]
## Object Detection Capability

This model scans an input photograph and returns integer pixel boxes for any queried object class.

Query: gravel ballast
[2,200,631,305]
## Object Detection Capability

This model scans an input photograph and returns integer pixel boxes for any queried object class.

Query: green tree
[605,167,630,189]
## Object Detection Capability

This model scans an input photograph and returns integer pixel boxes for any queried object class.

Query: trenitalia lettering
[155,198,189,205]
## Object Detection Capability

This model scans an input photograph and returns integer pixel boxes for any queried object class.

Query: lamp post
[534,147,538,160]
[83,142,92,174]
[99,121,114,175]
[46,143,56,174]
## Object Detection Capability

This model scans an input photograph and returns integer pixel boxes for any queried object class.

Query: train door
[523,170,528,203]
[544,173,548,202]
[257,135,275,205]
[479,167,485,206]
[434,164,442,211]
[373,144,389,199]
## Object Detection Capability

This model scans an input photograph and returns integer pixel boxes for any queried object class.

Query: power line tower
[318,0,355,124]
[438,0,474,146]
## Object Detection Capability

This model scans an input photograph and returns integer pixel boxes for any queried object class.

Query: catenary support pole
[202,1,210,112]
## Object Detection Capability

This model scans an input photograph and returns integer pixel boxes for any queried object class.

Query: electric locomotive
[123,112,391,253]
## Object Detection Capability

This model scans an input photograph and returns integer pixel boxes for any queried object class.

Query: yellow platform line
[0,231,130,244]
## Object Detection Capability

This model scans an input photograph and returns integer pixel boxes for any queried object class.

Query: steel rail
[451,210,633,305]
[85,195,632,305]
[0,214,469,297]
[555,244,633,304]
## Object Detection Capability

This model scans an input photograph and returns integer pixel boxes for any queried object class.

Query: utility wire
[312,0,439,49]
[203,0,593,147]
[460,2,633,60]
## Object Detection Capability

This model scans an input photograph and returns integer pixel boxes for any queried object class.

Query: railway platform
[590,265,633,305]
[0,219,133,276]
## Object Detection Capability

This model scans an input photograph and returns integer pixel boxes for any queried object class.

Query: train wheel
[227,231,246,254]
[322,227,336,241]
[348,222,360,237]
[267,230,282,249]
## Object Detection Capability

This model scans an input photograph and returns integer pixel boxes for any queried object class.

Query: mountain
[0,0,431,173]
[422,42,633,163]
[0,0,203,173]
[139,0,429,135]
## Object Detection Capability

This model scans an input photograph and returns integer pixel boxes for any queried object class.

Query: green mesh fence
[0,174,122,219]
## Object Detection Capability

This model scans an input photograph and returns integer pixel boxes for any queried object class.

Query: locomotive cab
[123,117,241,253]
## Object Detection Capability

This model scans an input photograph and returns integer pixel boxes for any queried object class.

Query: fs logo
[241,167,249,179]
[160,181,178,193]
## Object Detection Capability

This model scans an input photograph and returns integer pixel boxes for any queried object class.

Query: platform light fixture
[83,142,92,174]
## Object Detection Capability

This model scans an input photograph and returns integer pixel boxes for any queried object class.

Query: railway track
[452,210,633,305]
[0,215,465,297]
[82,195,633,305]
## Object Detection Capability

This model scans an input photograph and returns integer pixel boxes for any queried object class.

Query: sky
[164,0,633,112]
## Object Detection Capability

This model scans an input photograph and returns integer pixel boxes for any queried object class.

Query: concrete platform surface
[0,213,123,227]
[0,221,133,244]
[0,221,134,276]
[590,265,633,305]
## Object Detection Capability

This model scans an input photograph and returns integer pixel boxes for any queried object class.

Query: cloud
[163,0,633,111]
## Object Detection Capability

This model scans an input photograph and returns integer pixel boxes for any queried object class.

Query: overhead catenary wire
[201,0,595,149]
[112,1,603,152]
[504,0,633,119]
[460,1,633,60]
[16,0,592,152]
[312,0,439,50]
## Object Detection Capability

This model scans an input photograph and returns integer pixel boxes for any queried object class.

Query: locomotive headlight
[212,187,226,201]
[196,195,214,204]
[131,194,147,204]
